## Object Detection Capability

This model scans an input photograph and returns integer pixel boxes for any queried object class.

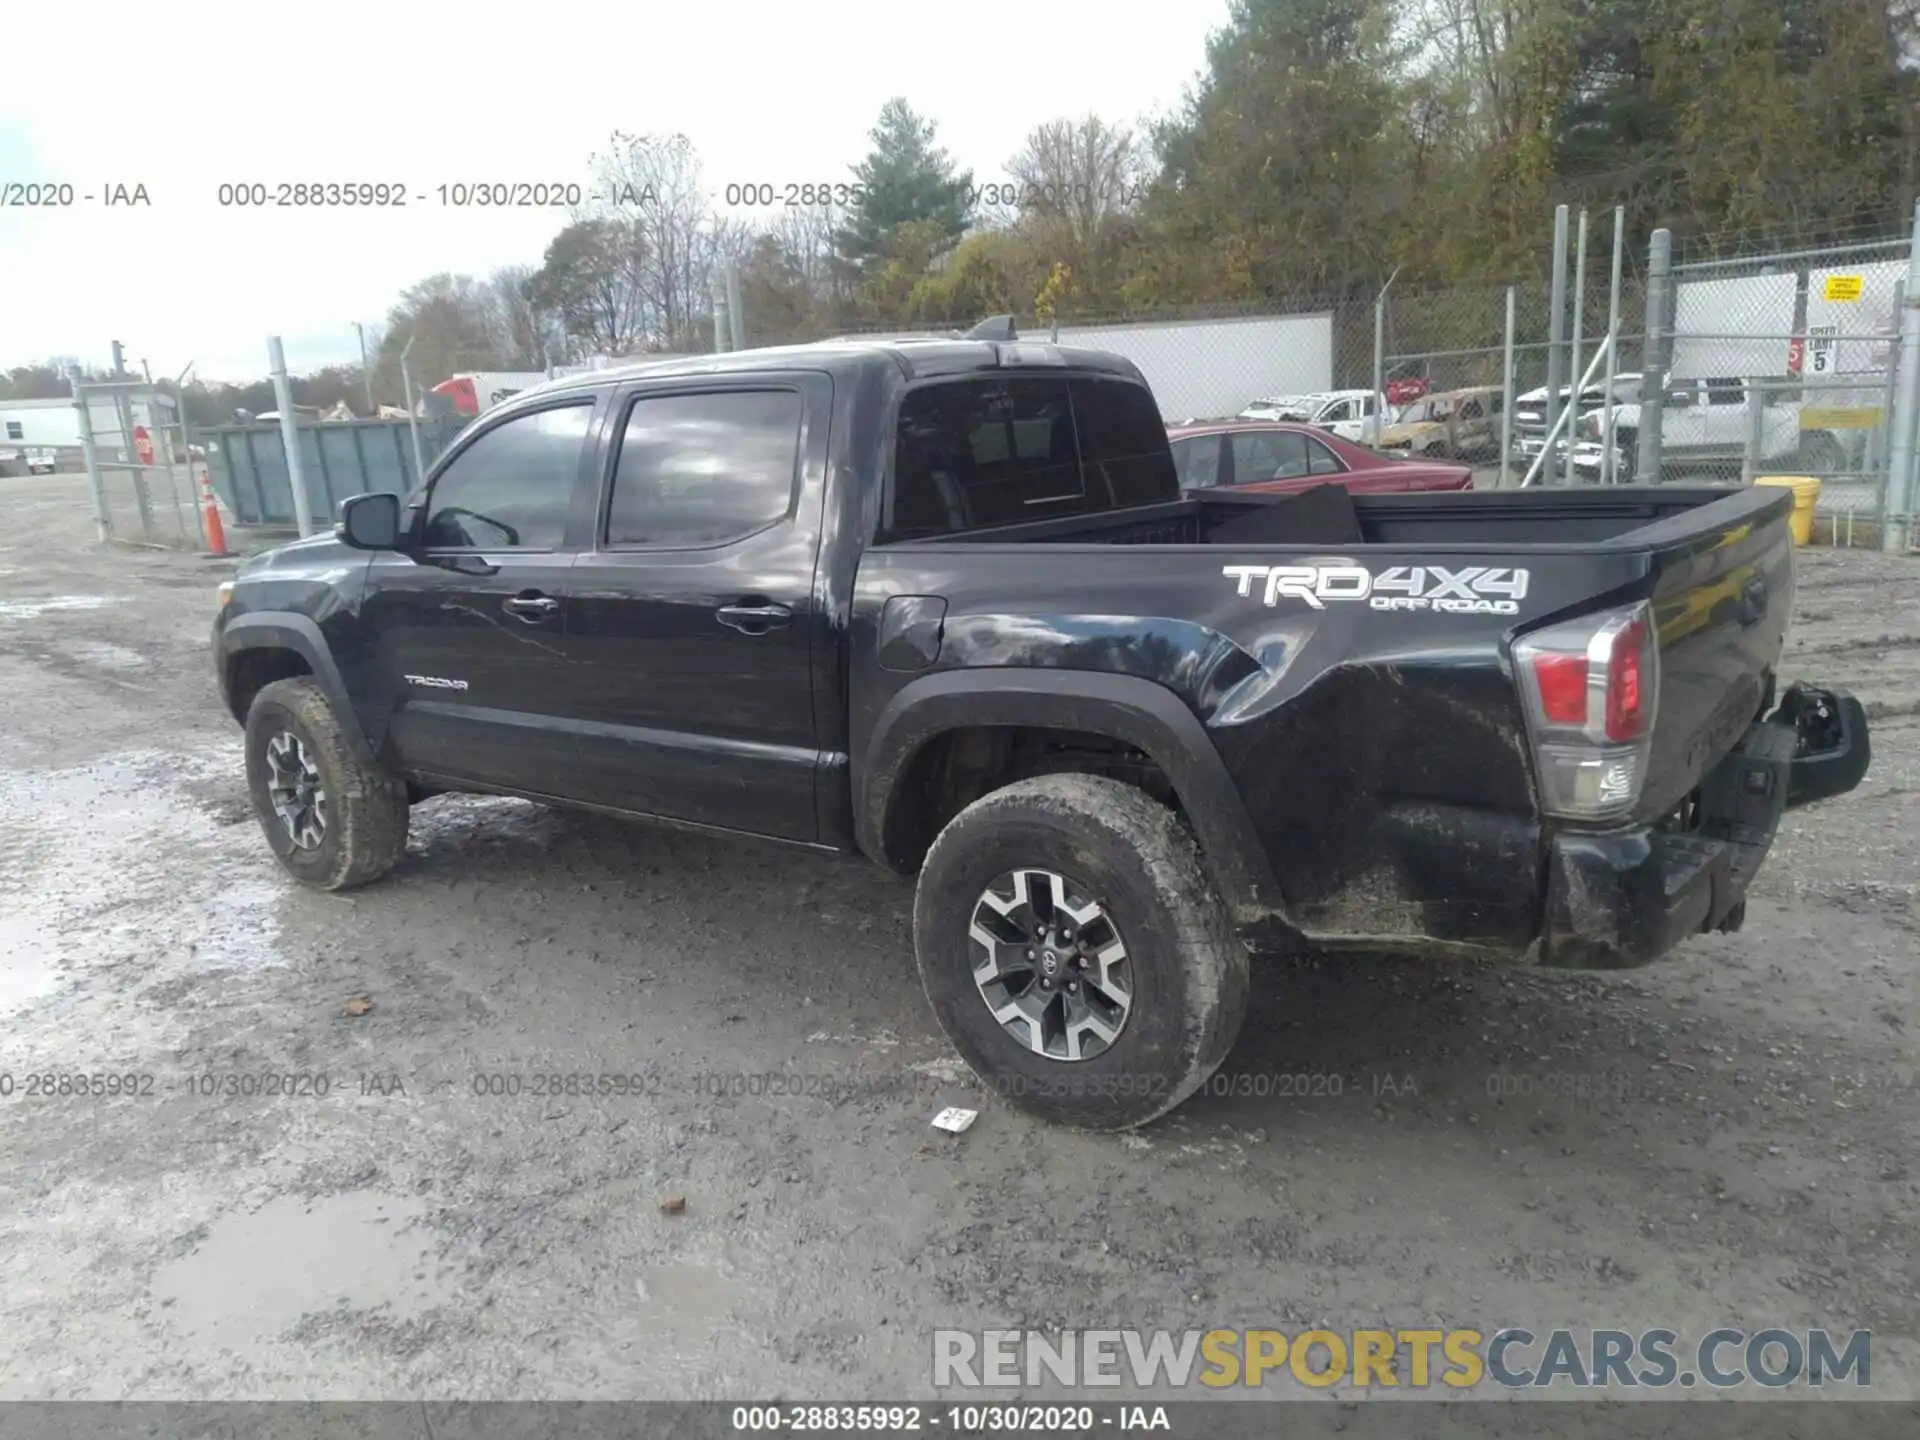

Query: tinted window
[422,402,592,549]
[1072,377,1180,507]
[607,390,801,546]
[1706,378,1745,406]
[888,375,1176,539]
[1231,429,1312,482]
[1458,398,1484,420]
[1170,435,1220,488]
[1304,436,1344,476]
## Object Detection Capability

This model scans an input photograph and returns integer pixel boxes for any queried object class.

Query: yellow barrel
[1755,475,1822,545]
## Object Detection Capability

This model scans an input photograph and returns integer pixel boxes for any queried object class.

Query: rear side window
[606,390,802,547]
[887,375,1178,539]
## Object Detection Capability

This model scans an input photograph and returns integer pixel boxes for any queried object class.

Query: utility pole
[353,323,375,415]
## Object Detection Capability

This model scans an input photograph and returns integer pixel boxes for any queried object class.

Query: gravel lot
[1,471,1915,1406]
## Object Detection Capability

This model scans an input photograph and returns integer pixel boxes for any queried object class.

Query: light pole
[354,322,376,415]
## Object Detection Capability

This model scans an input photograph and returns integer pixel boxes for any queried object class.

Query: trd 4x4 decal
[1223,563,1530,615]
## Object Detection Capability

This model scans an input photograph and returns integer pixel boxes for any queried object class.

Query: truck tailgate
[1633,487,1796,820]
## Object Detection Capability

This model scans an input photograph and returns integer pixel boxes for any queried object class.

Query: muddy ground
[1,471,1915,1406]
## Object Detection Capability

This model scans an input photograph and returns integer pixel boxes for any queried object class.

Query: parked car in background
[1515,373,1644,460]
[1168,419,1473,495]
[1377,386,1504,459]
[1565,377,1850,481]
[1239,389,1382,443]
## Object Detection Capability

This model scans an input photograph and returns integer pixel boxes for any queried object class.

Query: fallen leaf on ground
[659,1194,687,1215]
[343,997,373,1017]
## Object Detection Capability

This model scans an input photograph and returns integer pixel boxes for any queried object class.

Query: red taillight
[1512,601,1660,822]
[1530,653,1589,725]
[1605,617,1650,741]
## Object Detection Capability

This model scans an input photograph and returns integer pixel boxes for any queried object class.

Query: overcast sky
[0,1,1221,383]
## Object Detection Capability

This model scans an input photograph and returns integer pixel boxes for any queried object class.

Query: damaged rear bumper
[1538,685,1870,968]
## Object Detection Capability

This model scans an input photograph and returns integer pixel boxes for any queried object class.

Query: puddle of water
[0,595,115,620]
[62,639,149,672]
[152,1191,459,1347]
[0,915,57,1012]
[0,748,285,1018]
[631,1262,750,1339]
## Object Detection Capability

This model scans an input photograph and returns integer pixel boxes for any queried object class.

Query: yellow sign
[1800,406,1882,429]
[1823,275,1864,302]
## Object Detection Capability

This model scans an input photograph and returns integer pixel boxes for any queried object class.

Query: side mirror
[337,492,402,551]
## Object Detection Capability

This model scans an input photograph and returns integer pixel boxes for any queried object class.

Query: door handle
[503,592,560,622]
[716,601,793,634]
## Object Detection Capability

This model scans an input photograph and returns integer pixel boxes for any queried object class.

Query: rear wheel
[912,774,1249,1130]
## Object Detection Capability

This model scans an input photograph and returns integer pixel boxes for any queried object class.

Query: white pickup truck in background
[1572,377,1847,480]
[1,448,59,476]
[1239,388,1383,443]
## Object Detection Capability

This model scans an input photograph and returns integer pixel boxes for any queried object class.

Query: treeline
[10,0,1916,423]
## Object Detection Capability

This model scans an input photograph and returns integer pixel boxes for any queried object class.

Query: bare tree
[590,133,727,351]
[1005,115,1147,248]
[488,265,550,369]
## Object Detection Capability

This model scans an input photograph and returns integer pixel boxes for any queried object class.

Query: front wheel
[912,774,1249,1130]
[245,676,409,890]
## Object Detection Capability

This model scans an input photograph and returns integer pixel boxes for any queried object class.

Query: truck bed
[904,483,1778,552]
[857,481,1800,962]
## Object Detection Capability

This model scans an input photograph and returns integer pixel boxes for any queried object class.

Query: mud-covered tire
[912,774,1249,1130]
[244,676,408,890]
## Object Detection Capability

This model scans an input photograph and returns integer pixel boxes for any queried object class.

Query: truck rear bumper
[1538,685,1870,968]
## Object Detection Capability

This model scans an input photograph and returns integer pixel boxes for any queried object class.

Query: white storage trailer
[1,394,177,449]
[1,393,178,474]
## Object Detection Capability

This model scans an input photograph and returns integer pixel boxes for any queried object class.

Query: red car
[1166,419,1473,495]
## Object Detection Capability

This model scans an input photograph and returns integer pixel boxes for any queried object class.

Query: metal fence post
[725,261,746,352]
[1636,228,1674,482]
[268,336,316,538]
[1876,275,1905,532]
[1544,205,1570,484]
[1742,380,1767,487]
[1564,209,1589,488]
[713,273,732,355]
[399,333,427,492]
[1370,267,1399,448]
[1883,200,1920,553]
[71,372,112,542]
[1601,206,1625,484]
[1499,286,1516,485]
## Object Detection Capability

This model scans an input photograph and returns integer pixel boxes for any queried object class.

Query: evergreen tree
[835,99,976,281]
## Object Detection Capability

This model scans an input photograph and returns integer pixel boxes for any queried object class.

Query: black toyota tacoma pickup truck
[212,325,1871,1128]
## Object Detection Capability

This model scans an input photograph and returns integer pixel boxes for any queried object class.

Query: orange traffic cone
[198,464,231,558]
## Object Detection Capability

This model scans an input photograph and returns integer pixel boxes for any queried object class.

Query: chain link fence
[1634,231,1914,547]
[760,203,1920,549]
[69,375,209,550]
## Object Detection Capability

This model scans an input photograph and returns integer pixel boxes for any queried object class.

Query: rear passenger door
[562,376,831,841]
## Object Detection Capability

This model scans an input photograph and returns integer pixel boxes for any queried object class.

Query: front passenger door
[361,397,600,797]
